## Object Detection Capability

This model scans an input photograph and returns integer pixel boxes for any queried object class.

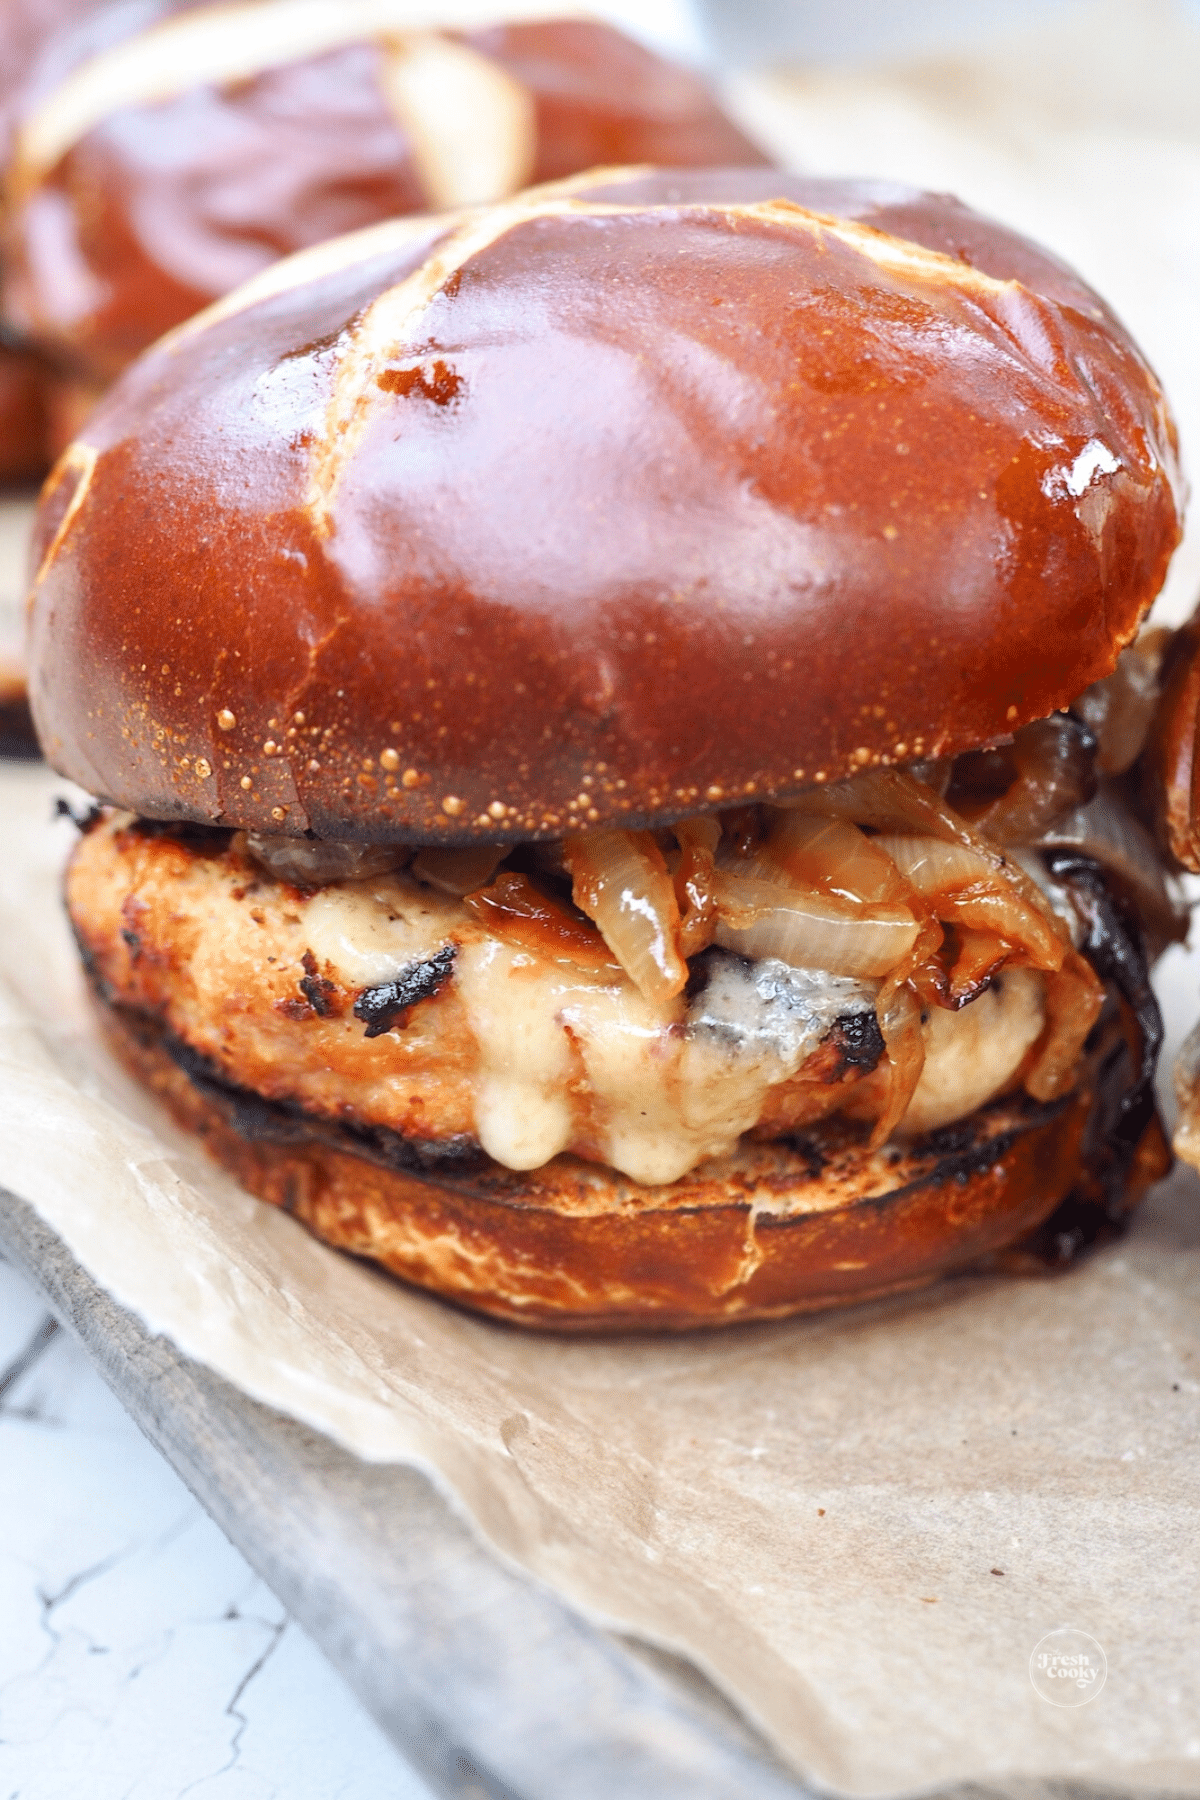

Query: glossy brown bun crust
[98,992,1138,1329]
[1146,603,1200,872]
[0,339,52,480]
[29,169,1182,843]
[3,10,763,386]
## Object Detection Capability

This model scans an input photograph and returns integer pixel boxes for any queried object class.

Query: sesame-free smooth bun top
[2,1,764,382]
[29,167,1182,843]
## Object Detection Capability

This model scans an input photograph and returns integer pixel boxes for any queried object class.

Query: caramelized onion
[1045,851,1164,1161]
[245,832,409,886]
[462,871,621,973]
[711,869,920,979]
[786,768,1083,936]
[957,715,1098,845]
[874,833,1101,1109]
[1024,947,1104,1102]
[766,811,908,905]
[1037,785,1187,951]
[1074,630,1169,775]
[563,829,688,1004]
[873,835,1065,971]
[871,983,926,1146]
[783,768,985,850]
[412,844,503,896]
[672,816,721,959]
[944,926,1009,1005]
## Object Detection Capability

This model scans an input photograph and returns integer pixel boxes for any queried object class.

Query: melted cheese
[455,940,579,1169]
[675,955,880,1172]
[298,875,898,1184]
[302,876,464,985]
[209,868,1046,1186]
[898,967,1045,1137]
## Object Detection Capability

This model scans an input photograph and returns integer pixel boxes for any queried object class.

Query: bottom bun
[93,995,1167,1331]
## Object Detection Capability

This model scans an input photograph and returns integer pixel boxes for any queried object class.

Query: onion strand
[1024,947,1105,1101]
[870,983,926,1147]
[710,868,921,979]
[563,829,689,1004]
[873,834,1066,972]
[462,870,620,972]
[672,816,721,959]
[412,844,503,896]
[766,810,909,905]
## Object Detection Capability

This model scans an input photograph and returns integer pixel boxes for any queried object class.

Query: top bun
[2,3,764,382]
[29,167,1182,843]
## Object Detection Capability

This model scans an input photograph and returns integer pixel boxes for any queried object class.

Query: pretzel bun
[2,3,764,387]
[29,168,1181,841]
[100,998,1169,1330]
[1144,605,1200,872]
[0,338,51,480]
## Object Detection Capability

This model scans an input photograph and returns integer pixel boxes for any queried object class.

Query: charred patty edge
[94,985,1083,1216]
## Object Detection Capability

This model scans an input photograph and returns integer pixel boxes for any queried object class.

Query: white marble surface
[0,1257,436,1800]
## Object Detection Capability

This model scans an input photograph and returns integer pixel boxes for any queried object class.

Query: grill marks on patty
[353,945,458,1037]
[71,815,482,1145]
[67,811,1050,1185]
[68,813,903,1180]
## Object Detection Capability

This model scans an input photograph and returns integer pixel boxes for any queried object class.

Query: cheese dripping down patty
[291,866,1047,1176]
[66,808,1061,1187]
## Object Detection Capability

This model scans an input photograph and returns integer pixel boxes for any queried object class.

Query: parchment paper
[3,4,1200,1792]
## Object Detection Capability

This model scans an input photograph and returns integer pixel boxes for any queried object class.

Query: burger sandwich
[29,166,1186,1328]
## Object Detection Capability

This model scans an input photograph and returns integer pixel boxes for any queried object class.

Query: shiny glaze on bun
[0,339,51,479]
[29,168,1182,842]
[2,6,764,382]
